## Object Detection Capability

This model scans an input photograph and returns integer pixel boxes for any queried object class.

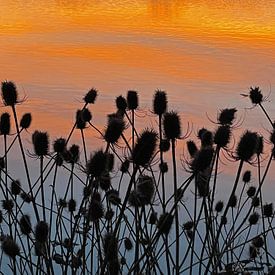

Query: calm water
[1,0,275,134]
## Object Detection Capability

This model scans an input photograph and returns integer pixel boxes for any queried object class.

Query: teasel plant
[0,80,274,275]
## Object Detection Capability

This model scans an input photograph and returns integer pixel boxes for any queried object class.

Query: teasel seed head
[19,215,32,235]
[249,86,263,105]
[2,199,14,213]
[53,138,66,153]
[11,180,21,196]
[106,190,121,206]
[242,171,251,183]
[249,212,260,225]
[218,108,237,126]
[236,131,258,162]
[76,109,86,129]
[67,144,80,164]
[215,201,224,213]
[104,115,125,144]
[81,108,92,122]
[191,147,214,173]
[86,150,107,177]
[32,130,49,156]
[20,113,32,129]
[1,81,18,106]
[252,236,264,248]
[149,211,157,224]
[120,159,130,173]
[20,192,32,203]
[249,245,258,258]
[159,162,168,173]
[247,186,256,197]
[214,125,231,148]
[153,89,167,116]
[1,237,20,258]
[200,130,213,147]
[159,139,170,152]
[132,129,158,167]
[116,95,127,112]
[127,90,138,110]
[0,112,11,135]
[88,201,104,222]
[251,197,260,208]
[186,140,198,158]
[124,237,133,251]
[35,221,49,243]
[163,111,181,140]
[83,88,97,104]
[157,213,174,235]
[128,190,143,208]
[263,203,273,217]
[228,194,237,208]
[183,221,194,231]
[99,172,111,191]
[68,199,76,212]
[58,198,67,208]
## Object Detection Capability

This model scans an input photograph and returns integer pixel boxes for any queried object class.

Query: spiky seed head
[263,203,273,217]
[20,192,32,203]
[214,125,231,148]
[81,108,92,122]
[249,245,258,258]
[228,194,237,208]
[186,140,198,158]
[99,172,111,191]
[86,150,107,177]
[53,138,66,153]
[251,197,260,208]
[68,199,76,212]
[159,162,168,173]
[0,112,11,135]
[136,175,155,205]
[218,108,237,125]
[128,190,143,208]
[1,81,18,106]
[32,131,49,156]
[183,221,194,231]
[2,199,14,212]
[191,147,214,173]
[215,201,224,212]
[20,113,32,129]
[132,129,158,167]
[200,130,213,147]
[236,131,258,162]
[104,116,125,144]
[11,180,21,196]
[153,89,167,115]
[127,90,138,110]
[35,221,49,243]
[163,111,181,140]
[198,128,208,140]
[247,186,256,197]
[53,254,65,265]
[76,109,86,129]
[252,236,264,248]
[159,139,170,152]
[249,212,260,225]
[242,170,251,183]
[120,159,130,173]
[157,213,173,235]
[19,215,32,235]
[58,198,67,208]
[68,144,80,164]
[105,209,114,220]
[106,190,121,206]
[124,238,133,251]
[116,95,127,112]
[1,237,20,258]
[149,211,157,224]
[83,88,97,104]
[249,86,263,105]
[88,201,104,222]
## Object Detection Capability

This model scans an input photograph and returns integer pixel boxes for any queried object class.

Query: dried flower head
[249,212,260,225]
[218,108,237,125]
[76,109,86,129]
[10,180,21,196]
[249,86,263,105]
[153,89,167,116]
[88,201,104,222]
[1,81,18,106]
[104,115,125,144]
[263,203,273,217]
[247,186,256,198]
[127,90,138,110]
[81,108,92,122]
[132,129,158,167]
[159,139,170,152]
[19,215,32,235]
[163,111,181,140]
[124,237,133,251]
[1,237,20,258]
[228,194,237,208]
[86,150,107,177]
[53,138,66,153]
[68,199,76,212]
[236,131,258,162]
[191,147,214,173]
[2,199,14,212]
[120,159,130,173]
[84,88,97,104]
[20,113,32,129]
[116,95,127,112]
[35,221,49,243]
[243,171,251,183]
[252,236,264,248]
[32,131,49,156]
[215,201,224,213]
[0,112,11,135]
[186,140,198,158]
[157,213,174,235]
[214,125,231,148]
